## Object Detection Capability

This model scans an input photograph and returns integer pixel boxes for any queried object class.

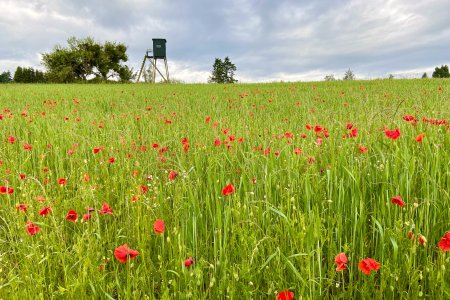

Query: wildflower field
[0,80,449,299]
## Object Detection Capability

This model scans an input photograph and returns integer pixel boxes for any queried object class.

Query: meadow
[0,79,449,299]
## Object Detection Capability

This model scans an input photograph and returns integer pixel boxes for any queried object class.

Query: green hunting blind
[137,38,169,83]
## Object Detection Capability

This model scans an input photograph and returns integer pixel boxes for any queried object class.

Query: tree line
[1,36,449,83]
[324,66,450,81]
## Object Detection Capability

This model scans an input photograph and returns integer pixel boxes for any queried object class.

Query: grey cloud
[0,0,449,82]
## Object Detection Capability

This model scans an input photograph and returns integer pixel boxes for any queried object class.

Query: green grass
[0,79,449,299]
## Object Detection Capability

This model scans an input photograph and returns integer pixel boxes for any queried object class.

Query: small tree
[432,65,450,78]
[0,71,12,83]
[388,74,394,79]
[117,65,135,83]
[343,69,355,80]
[209,57,237,83]
[422,72,428,79]
[324,74,336,81]
[13,67,46,83]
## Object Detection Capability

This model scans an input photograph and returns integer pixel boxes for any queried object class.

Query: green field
[0,80,449,299]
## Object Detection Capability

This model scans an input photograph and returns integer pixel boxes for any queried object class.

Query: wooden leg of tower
[164,58,169,82]
[150,59,167,82]
[152,58,157,83]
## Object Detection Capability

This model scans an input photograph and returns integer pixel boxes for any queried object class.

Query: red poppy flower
[7,135,15,144]
[114,244,140,263]
[184,257,194,267]
[39,206,52,216]
[108,157,115,163]
[222,183,235,196]
[154,219,165,234]
[416,133,425,142]
[252,178,257,184]
[294,148,302,155]
[214,138,221,146]
[23,143,32,150]
[314,125,323,133]
[205,116,211,123]
[19,173,26,180]
[335,252,348,271]
[66,210,78,222]
[67,149,74,155]
[358,145,368,153]
[276,290,294,300]
[0,186,14,194]
[140,185,148,193]
[16,203,28,213]
[403,115,415,122]
[58,178,67,185]
[358,258,380,275]
[385,128,400,140]
[26,221,40,235]
[83,213,92,222]
[93,147,103,154]
[418,234,427,246]
[168,170,178,181]
[99,202,113,214]
[346,123,353,129]
[391,195,405,207]
[438,232,450,251]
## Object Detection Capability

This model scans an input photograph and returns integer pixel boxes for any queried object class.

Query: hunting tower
[137,38,169,83]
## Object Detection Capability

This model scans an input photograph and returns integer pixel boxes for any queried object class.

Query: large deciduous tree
[42,37,134,83]
[209,57,237,84]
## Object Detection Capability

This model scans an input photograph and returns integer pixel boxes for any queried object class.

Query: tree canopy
[209,57,237,84]
[343,69,355,80]
[13,67,45,83]
[324,74,336,81]
[432,65,449,78]
[0,71,12,83]
[41,37,134,83]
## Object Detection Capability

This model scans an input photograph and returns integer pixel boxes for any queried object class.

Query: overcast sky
[0,0,449,82]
